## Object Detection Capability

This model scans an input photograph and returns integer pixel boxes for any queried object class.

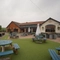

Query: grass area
[0,34,8,40]
[0,35,60,60]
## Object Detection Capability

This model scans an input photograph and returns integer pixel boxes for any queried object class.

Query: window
[42,27,44,30]
[45,25,55,32]
[58,27,60,30]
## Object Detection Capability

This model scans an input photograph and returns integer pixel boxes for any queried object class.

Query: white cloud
[0,0,60,27]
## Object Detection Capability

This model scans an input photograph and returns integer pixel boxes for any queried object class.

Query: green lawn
[0,35,60,60]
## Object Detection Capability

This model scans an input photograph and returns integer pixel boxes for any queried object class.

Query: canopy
[28,27,30,32]
[35,24,41,35]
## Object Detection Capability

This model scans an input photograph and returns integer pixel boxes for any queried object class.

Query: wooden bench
[13,43,20,54]
[0,50,13,56]
[48,49,60,60]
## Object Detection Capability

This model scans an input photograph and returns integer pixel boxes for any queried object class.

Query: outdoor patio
[8,33,60,43]
[0,34,60,60]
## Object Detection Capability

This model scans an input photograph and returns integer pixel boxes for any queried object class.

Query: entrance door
[46,34,49,38]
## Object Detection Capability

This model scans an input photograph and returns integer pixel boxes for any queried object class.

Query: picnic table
[10,32,19,38]
[0,40,12,52]
[32,34,47,43]
[48,49,60,60]
[0,40,13,60]
[56,47,60,55]
[0,40,20,60]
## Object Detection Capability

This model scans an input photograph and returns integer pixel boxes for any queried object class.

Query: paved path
[8,34,60,43]
[19,35,34,39]
[49,38,60,43]
[19,35,60,43]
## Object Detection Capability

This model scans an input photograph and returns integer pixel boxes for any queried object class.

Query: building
[6,18,60,39]
[6,20,44,33]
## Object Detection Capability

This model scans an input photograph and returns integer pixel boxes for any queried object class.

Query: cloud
[0,0,60,27]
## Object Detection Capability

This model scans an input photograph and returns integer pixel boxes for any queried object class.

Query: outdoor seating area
[0,0,60,59]
[48,49,60,60]
[0,34,60,60]
[0,40,20,60]
[0,50,13,56]
[32,34,46,43]
[10,32,19,38]
[32,24,47,43]
[56,47,60,55]
[13,43,20,54]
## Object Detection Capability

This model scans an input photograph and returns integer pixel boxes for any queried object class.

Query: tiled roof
[20,21,44,26]
[7,17,60,28]
[7,21,44,28]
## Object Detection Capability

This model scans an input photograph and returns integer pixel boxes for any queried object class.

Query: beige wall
[40,19,60,33]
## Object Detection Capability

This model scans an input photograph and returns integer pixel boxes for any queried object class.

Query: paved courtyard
[49,38,60,43]
[19,34,60,43]
[8,33,60,43]
[20,35,60,43]
[19,35,34,39]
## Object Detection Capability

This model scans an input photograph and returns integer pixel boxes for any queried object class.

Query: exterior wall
[40,19,60,33]
[56,24,60,33]
[6,22,20,33]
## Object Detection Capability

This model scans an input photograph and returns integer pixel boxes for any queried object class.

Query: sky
[0,0,60,27]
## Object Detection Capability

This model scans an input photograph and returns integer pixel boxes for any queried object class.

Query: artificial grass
[0,35,60,60]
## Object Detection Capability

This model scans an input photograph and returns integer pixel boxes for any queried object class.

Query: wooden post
[1,46,5,52]
[24,28,26,33]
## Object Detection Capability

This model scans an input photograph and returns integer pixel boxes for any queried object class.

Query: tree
[2,28,6,32]
[0,25,6,32]
[0,25,2,31]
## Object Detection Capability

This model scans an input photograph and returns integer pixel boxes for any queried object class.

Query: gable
[44,19,58,25]
[6,21,20,29]
[41,18,60,26]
